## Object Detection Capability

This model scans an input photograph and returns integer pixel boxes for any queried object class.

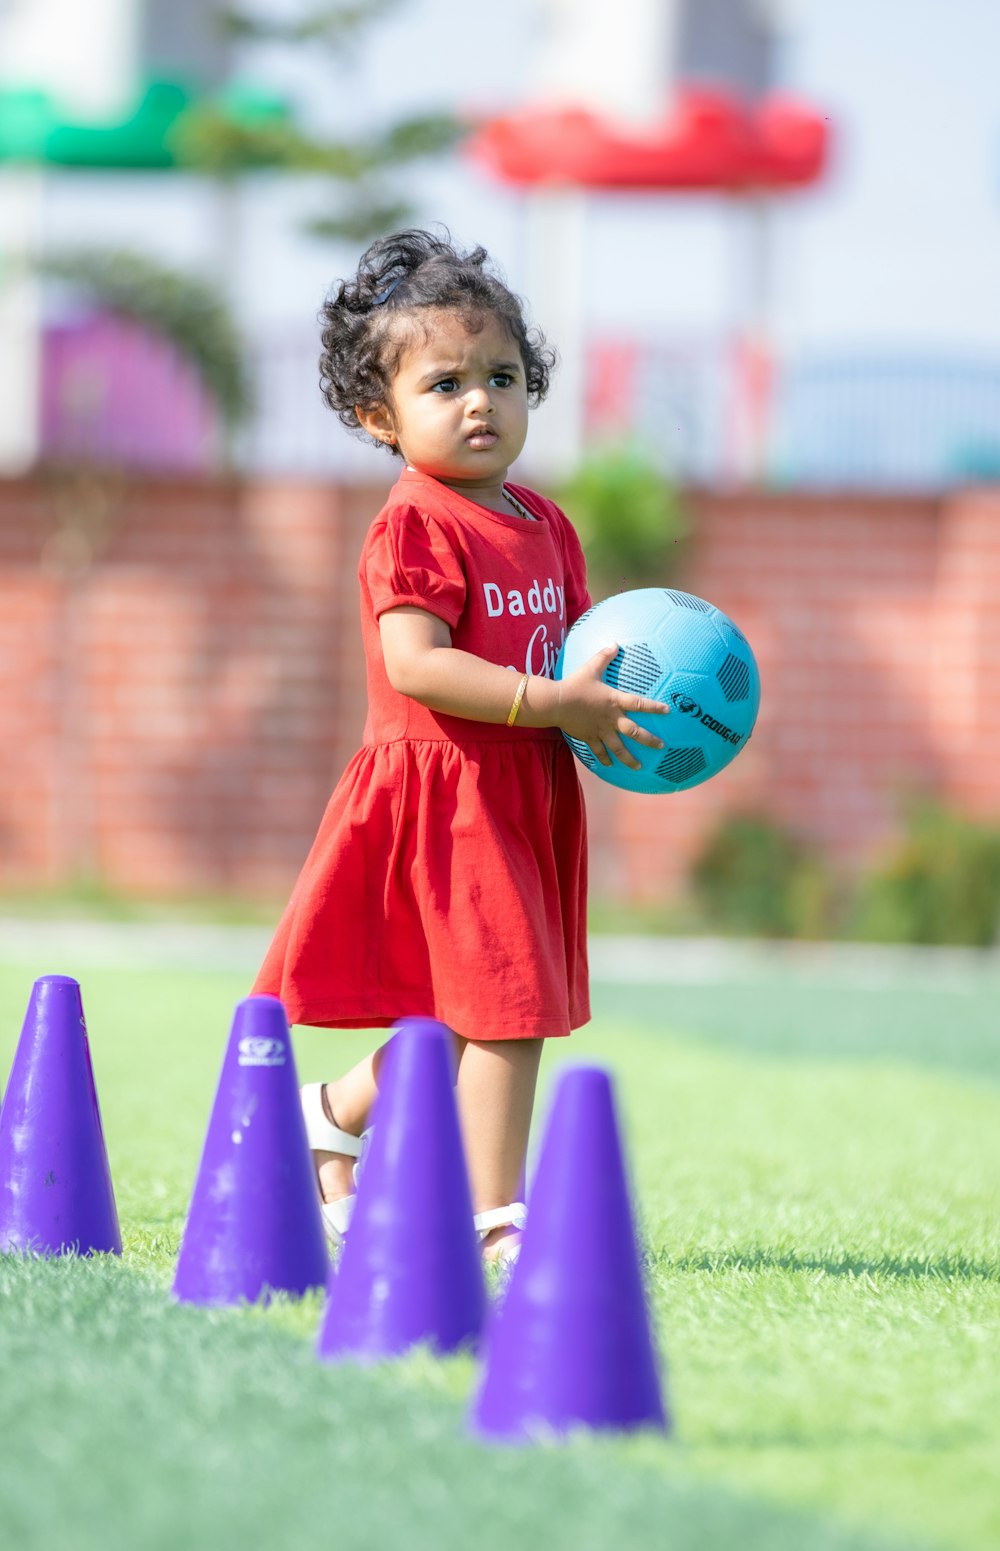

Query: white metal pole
[521,185,588,483]
[0,166,44,473]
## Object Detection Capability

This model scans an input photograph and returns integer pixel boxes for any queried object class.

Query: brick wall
[1,472,998,903]
[592,490,953,900]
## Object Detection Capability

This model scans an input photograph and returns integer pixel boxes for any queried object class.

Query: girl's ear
[356,402,397,447]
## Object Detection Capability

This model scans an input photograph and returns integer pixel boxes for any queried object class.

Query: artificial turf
[0,940,997,1551]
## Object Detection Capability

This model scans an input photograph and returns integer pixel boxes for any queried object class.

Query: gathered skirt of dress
[252,736,589,1039]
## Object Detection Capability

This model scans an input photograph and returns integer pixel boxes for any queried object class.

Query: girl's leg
[454,1036,543,1259]
[313,1044,386,1204]
[313,1033,543,1261]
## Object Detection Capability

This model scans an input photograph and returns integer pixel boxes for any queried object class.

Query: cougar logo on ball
[671,692,702,718]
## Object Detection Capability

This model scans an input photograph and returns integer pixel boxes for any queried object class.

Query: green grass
[0,879,282,924]
[0,943,998,1551]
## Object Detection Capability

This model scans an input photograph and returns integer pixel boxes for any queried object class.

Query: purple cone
[317,1017,485,1362]
[173,995,328,1305]
[0,975,121,1256]
[470,1065,669,1441]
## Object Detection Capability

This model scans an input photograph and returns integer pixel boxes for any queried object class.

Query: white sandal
[300,1082,370,1247]
[474,1202,528,1262]
[302,1081,525,1258]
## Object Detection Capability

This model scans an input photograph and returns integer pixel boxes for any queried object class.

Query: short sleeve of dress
[364,502,467,627]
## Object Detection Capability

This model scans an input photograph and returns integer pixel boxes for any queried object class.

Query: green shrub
[851,801,1000,947]
[556,441,685,594]
[689,813,836,939]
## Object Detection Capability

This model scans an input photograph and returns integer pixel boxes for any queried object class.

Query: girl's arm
[379,605,670,772]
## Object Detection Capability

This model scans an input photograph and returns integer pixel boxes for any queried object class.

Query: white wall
[0,0,139,118]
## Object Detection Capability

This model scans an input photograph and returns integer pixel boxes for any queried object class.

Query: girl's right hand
[555,644,671,770]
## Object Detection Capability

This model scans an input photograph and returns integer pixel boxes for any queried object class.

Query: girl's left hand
[553,644,671,769]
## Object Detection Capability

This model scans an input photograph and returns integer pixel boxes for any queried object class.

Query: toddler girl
[253,228,669,1259]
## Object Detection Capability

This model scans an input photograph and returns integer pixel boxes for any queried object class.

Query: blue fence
[587,339,1000,490]
[770,355,1000,490]
[240,335,1000,490]
[36,321,1000,490]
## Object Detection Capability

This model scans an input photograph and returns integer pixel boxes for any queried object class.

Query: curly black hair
[318,228,555,450]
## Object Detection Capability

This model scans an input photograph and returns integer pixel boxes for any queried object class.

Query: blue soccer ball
[555,588,761,794]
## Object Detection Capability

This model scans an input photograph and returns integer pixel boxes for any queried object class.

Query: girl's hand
[555,644,671,770]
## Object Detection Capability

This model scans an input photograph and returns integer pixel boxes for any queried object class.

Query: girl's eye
[431,378,458,393]
[490,373,514,388]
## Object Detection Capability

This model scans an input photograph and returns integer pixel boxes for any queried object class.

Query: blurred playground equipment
[2,0,998,488]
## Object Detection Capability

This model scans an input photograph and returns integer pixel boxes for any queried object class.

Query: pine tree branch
[170,104,463,180]
[217,2,399,51]
[371,112,466,164]
[304,197,413,244]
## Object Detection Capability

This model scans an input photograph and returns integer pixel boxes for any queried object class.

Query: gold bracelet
[506,672,529,727]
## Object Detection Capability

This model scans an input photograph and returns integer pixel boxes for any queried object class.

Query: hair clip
[374,275,403,306]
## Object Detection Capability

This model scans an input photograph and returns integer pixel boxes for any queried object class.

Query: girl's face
[358,308,529,501]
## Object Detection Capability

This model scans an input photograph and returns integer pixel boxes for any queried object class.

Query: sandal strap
[353,1127,373,1187]
[300,1082,363,1157]
[320,1194,354,1245]
[474,1202,528,1240]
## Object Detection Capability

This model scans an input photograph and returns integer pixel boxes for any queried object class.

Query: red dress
[253,469,593,1039]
